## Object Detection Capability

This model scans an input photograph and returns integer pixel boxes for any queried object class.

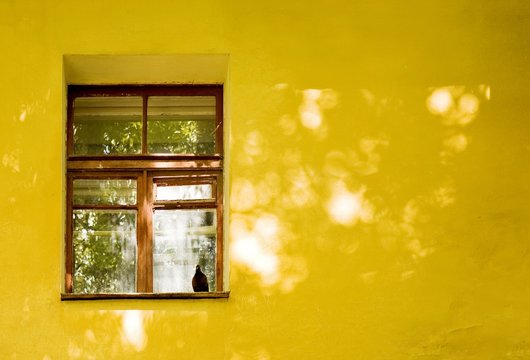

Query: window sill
[61,291,230,301]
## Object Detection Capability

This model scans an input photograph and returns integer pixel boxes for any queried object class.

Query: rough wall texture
[0,1,529,359]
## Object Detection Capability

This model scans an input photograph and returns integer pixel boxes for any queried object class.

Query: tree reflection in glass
[73,97,142,155]
[147,96,216,155]
[72,210,137,294]
[73,179,137,205]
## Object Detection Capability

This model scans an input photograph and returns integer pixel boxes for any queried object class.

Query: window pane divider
[72,205,138,210]
[153,201,217,209]
[67,159,223,171]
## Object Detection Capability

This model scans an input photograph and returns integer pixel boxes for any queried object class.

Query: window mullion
[145,171,154,292]
[136,171,153,292]
[216,174,223,291]
[142,95,148,155]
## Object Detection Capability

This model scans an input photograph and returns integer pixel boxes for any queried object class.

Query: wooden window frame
[62,85,228,300]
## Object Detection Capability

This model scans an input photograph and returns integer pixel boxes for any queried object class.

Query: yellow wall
[1,1,529,358]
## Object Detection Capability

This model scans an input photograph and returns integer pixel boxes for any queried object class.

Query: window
[63,85,227,299]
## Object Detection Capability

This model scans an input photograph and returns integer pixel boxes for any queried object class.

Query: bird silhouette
[192,265,209,292]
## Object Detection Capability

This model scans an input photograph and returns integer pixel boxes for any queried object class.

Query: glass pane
[73,179,137,205]
[73,210,137,294]
[153,209,216,292]
[147,96,216,155]
[73,96,142,155]
[155,183,213,201]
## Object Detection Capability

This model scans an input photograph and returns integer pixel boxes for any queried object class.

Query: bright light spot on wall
[427,85,488,127]
[427,88,454,115]
[231,179,257,212]
[479,84,491,100]
[232,233,260,260]
[458,93,479,116]
[255,214,279,239]
[328,192,361,224]
[299,88,338,130]
[119,310,152,352]
[301,109,322,129]
[19,110,27,122]
[326,182,373,226]
[231,218,280,285]
[230,214,307,291]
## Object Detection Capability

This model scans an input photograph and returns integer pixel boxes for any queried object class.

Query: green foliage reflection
[73,119,142,155]
[73,179,137,206]
[147,119,215,154]
[73,210,136,293]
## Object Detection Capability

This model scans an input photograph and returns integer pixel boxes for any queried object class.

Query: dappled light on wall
[427,85,490,165]
[325,181,373,226]
[229,82,494,293]
[324,136,389,178]
[427,85,488,126]
[282,167,317,209]
[230,212,308,293]
[298,88,338,131]
[2,150,20,173]
[426,87,454,115]
[119,310,152,352]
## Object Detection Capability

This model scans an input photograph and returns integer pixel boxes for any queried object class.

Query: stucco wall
[0,1,529,359]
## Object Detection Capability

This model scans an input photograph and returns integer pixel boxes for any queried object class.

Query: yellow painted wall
[1,1,529,358]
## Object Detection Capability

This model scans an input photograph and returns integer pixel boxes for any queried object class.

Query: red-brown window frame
[63,85,227,300]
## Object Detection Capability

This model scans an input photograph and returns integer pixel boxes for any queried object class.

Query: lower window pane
[153,209,216,292]
[73,210,137,294]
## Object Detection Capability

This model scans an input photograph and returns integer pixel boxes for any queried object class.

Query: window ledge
[61,291,230,301]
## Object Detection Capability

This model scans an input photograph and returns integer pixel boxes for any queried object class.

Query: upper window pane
[73,179,137,205]
[73,96,142,155]
[147,96,216,155]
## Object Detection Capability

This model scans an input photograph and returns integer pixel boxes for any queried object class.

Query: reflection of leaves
[73,120,142,155]
[73,179,137,206]
[73,117,217,155]
[73,211,136,293]
[148,119,215,154]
